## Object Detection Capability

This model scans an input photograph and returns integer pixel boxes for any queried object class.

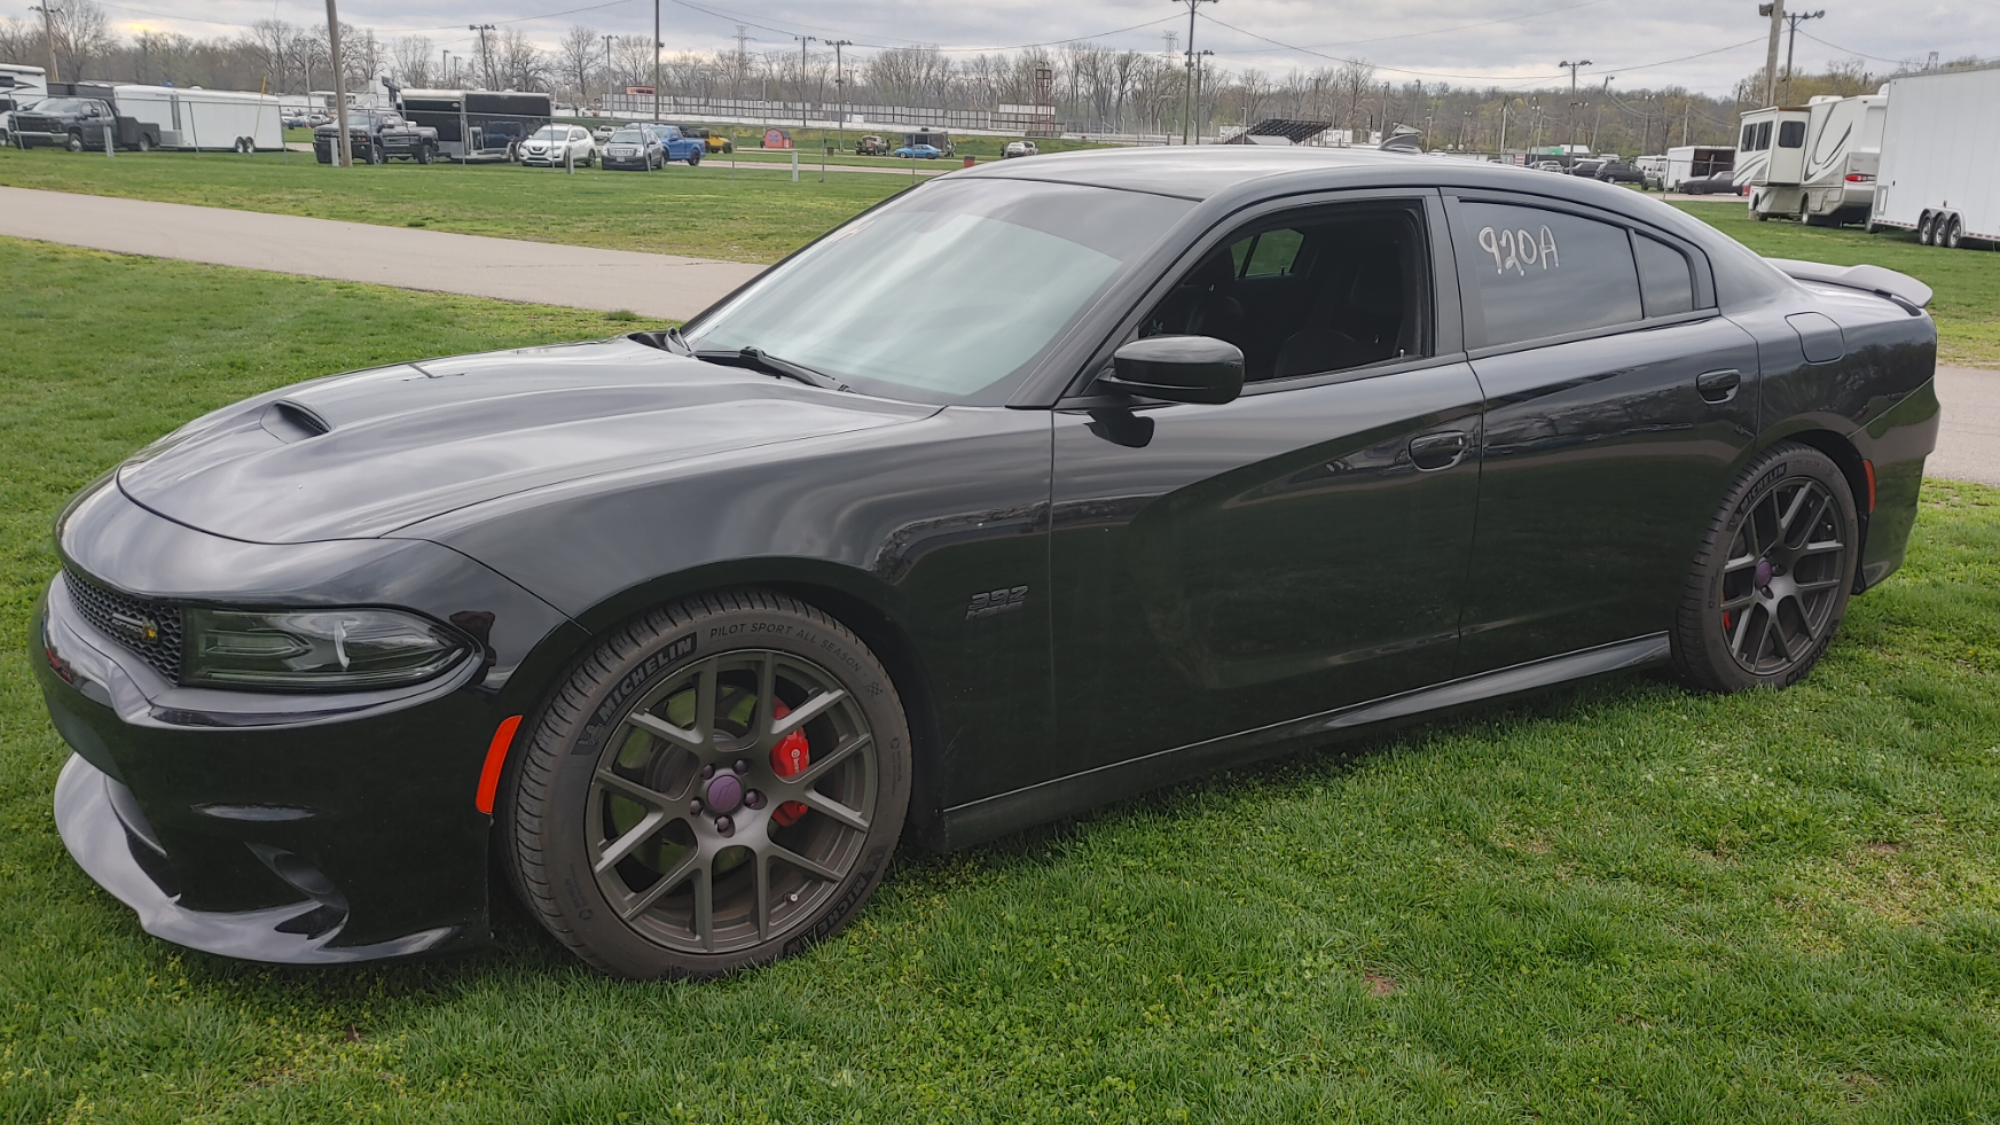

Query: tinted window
[1777,120,1805,148]
[1635,234,1695,317]
[1457,201,1642,347]
[1741,123,1755,148]
[1241,228,1304,278]
[1755,121,1773,150]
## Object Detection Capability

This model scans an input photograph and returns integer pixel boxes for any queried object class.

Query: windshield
[34,98,80,114]
[610,129,645,143]
[683,179,1191,406]
[529,126,566,141]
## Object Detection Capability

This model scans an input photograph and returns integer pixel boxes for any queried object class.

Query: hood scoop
[261,401,331,443]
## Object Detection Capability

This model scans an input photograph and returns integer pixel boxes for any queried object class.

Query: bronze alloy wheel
[1673,443,1858,692]
[503,591,910,978]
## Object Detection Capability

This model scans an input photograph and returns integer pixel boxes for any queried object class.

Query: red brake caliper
[768,699,810,827]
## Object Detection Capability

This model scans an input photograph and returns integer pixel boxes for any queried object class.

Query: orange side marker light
[475,715,524,815]
[1862,459,1877,513]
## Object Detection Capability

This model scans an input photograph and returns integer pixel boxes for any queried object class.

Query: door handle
[1696,369,1741,403]
[1409,430,1470,472]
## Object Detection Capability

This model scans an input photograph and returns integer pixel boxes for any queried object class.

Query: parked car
[9,96,160,152]
[1002,140,1039,158]
[854,134,889,156]
[639,123,705,164]
[1570,159,1607,177]
[894,143,942,159]
[592,124,615,144]
[1680,170,1745,196]
[600,127,664,171]
[1532,160,1565,172]
[1595,161,1647,186]
[677,124,734,153]
[41,147,1938,981]
[519,124,595,167]
[313,111,439,165]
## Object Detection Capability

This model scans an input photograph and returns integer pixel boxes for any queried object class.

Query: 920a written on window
[1455,201,1646,348]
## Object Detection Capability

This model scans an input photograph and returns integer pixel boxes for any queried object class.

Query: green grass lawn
[0,147,907,264]
[1676,200,2000,367]
[4,239,2000,1121]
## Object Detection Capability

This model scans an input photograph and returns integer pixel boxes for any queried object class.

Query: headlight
[182,606,471,691]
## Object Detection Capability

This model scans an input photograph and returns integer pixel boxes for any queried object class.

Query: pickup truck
[313,111,439,165]
[641,123,705,164]
[10,96,160,152]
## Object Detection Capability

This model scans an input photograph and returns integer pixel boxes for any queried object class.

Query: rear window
[1456,200,1644,348]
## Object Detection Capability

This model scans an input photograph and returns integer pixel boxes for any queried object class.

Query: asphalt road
[0,185,764,321]
[0,184,1992,485]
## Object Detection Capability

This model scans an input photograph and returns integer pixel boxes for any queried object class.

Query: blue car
[641,123,706,165]
[893,144,941,159]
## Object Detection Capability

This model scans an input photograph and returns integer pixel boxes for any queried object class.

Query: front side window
[1455,200,1642,348]
[1755,120,1773,150]
[1741,123,1755,149]
[1141,204,1430,383]
[684,179,1191,405]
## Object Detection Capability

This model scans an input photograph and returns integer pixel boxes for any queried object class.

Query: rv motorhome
[0,63,48,147]
[1737,94,1886,226]
[1870,65,2000,249]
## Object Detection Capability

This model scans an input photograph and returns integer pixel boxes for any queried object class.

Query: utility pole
[328,0,353,167]
[1781,9,1825,103]
[471,24,495,89]
[1591,75,1612,154]
[602,34,616,108]
[1758,1,1785,105]
[794,35,817,133]
[652,0,661,122]
[30,4,61,83]
[1499,96,1510,155]
[1190,49,1213,143]
[1176,0,1216,145]
[829,39,852,150]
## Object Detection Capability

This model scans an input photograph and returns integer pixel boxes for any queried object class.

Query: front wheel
[135,134,152,153]
[687,149,701,166]
[1671,443,1858,693]
[365,143,383,165]
[65,131,83,152]
[502,590,912,979]
[417,144,435,165]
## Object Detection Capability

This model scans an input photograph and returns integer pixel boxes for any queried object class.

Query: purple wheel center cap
[705,773,745,814]
[1755,558,1774,588]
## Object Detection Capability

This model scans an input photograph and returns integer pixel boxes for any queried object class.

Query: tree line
[2,3,1983,154]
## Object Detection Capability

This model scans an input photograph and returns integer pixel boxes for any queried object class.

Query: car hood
[116,337,938,544]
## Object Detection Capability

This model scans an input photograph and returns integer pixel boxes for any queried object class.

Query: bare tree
[611,36,654,92]
[496,28,550,92]
[51,0,114,81]
[1337,60,1377,135]
[392,35,435,88]
[557,25,599,105]
[346,28,385,92]
[0,16,37,70]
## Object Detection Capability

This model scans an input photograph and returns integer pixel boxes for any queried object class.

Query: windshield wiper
[692,346,847,391]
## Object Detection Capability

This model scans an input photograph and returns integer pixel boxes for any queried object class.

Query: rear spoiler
[1767,257,1933,314]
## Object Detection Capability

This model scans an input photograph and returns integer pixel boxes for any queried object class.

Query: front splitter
[53,754,459,965]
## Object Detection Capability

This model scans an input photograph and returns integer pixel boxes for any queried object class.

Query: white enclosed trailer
[1664,145,1734,189]
[111,85,283,152]
[1871,65,2000,248]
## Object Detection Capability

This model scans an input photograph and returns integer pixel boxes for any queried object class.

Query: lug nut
[744,790,764,809]
[733,758,750,774]
[700,763,715,779]
[714,815,734,836]
[689,800,704,816]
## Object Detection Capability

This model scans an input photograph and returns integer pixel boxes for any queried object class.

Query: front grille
[63,568,184,681]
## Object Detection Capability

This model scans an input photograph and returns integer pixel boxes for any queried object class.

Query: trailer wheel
[1918,212,1936,245]
[1944,214,1965,250]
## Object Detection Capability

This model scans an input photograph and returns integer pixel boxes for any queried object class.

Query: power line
[1219,0,1615,55]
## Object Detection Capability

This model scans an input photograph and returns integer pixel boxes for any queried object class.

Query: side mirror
[1098,335,1244,405]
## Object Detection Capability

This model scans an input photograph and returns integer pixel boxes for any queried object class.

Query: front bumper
[37,477,588,964]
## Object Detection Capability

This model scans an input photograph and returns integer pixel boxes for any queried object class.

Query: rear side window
[1635,235,1695,317]
[1455,201,1643,347]
[1778,120,1805,148]
[1741,123,1755,149]
[1755,121,1773,150]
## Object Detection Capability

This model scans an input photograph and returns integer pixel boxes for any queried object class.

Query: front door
[1445,193,1762,674]
[1049,195,1484,775]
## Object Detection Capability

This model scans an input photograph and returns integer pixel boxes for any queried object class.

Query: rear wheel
[1944,214,1965,249]
[135,134,152,154]
[1671,443,1857,693]
[1919,212,1937,245]
[502,590,911,979]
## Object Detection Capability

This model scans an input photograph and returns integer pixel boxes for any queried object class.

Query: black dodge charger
[38,146,1940,978]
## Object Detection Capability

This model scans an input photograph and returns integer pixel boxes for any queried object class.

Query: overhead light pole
[1175,0,1216,145]
[793,35,817,133]
[653,1,662,123]
[829,39,852,151]
[1558,60,1591,153]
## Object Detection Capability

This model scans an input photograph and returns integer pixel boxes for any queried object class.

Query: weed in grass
[2,237,1999,1121]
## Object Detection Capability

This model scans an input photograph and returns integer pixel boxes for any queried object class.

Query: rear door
[1049,191,1485,774]
[1445,193,1761,675]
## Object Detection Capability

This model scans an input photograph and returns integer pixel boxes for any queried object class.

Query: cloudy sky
[57,0,2000,93]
